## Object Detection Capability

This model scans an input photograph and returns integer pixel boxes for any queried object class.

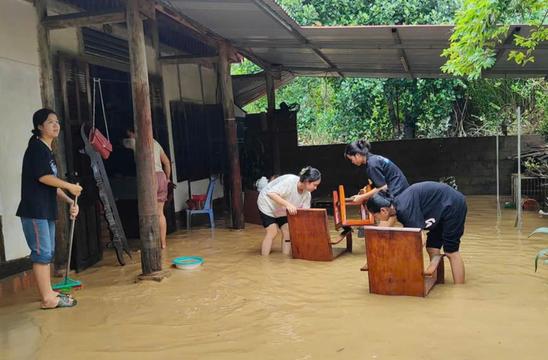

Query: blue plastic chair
[186,176,216,230]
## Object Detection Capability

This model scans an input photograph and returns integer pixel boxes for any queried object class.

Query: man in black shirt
[366,182,467,284]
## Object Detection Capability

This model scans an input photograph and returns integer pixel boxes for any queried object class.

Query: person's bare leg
[280,223,291,255]
[424,247,442,275]
[445,251,465,284]
[34,263,60,308]
[157,202,167,248]
[361,236,368,271]
[261,224,279,256]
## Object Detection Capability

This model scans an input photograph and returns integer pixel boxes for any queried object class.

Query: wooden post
[218,42,244,229]
[36,0,70,274]
[265,72,280,174]
[36,0,54,108]
[126,0,164,277]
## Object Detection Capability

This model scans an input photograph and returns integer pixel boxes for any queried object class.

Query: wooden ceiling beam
[43,9,126,30]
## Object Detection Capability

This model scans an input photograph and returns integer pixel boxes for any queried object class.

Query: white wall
[162,63,223,212]
[49,28,79,55]
[0,3,224,263]
[0,0,43,261]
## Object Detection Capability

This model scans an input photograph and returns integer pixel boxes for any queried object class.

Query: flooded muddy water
[1,196,548,360]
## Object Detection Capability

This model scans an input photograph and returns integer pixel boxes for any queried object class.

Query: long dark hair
[344,139,371,158]
[298,166,321,183]
[31,108,57,138]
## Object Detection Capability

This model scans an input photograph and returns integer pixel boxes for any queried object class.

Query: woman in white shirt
[257,166,321,256]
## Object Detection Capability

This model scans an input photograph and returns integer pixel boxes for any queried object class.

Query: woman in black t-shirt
[344,139,409,203]
[16,108,82,309]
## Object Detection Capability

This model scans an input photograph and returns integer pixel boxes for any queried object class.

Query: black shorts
[426,203,467,253]
[259,210,288,228]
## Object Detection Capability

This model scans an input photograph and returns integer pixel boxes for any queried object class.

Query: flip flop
[41,295,77,310]
[54,291,73,299]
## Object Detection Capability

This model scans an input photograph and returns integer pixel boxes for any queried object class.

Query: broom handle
[65,191,79,280]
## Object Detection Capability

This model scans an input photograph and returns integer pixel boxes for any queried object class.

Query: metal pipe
[515,106,522,228]
[496,134,501,218]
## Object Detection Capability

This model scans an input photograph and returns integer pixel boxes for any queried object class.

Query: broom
[53,193,82,292]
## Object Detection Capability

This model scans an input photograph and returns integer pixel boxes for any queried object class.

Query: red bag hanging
[89,127,113,159]
[90,78,113,160]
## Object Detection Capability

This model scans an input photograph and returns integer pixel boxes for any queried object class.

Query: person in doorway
[17,108,82,309]
[366,181,467,284]
[344,139,409,202]
[124,127,172,249]
[257,166,321,256]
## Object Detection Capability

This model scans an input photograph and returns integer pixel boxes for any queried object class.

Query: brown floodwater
[1,196,548,360]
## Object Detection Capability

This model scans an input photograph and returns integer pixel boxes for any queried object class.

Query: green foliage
[233,0,548,145]
[464,79,547,136]
[524,158,548,177]
[442,0,548,79]
[231,59,262,75]
[278,0,458,25]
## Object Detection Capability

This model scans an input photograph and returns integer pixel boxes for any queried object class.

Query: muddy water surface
[1,196,548,360]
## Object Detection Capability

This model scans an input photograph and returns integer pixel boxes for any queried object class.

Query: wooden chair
[287,209,351,261]
[332,185,375,230]
[363,226,445,297]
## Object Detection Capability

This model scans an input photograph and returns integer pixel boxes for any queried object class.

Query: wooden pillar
[36,0,70,274]
[218,42,244,229]
[265,72,280,174]
[36,0,54,108]
[126,0,162,276]
[266,72,275,114]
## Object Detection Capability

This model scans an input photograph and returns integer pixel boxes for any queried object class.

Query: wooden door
[58,56,102,272]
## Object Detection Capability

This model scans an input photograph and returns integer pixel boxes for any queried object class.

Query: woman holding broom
[16,108,82,309]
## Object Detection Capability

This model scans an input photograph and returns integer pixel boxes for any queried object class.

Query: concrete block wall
[279,135,544,196]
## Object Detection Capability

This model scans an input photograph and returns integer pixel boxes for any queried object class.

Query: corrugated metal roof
[232,71,295,107]
[165,0,548,78]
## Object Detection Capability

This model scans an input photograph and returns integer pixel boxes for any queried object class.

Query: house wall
[161,63,224,212]
[0,0,224,265]
[46,3,225,213]
[0,0,43,261]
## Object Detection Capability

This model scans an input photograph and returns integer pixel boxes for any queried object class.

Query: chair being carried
[332,184,375,246]
[186,176,216,230]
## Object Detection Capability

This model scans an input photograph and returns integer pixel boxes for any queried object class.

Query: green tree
[442,0,548,79]
[233,0,547,144]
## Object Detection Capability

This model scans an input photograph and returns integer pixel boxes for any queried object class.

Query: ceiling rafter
[252,0,344,77]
